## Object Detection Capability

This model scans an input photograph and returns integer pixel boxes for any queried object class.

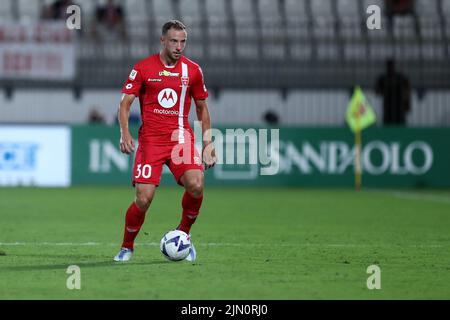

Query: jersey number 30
[135,164,152,179]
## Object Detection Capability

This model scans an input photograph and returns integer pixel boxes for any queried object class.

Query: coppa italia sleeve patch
[129,69,138,80]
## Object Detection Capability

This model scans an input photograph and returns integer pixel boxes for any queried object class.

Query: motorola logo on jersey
[158,88,178,108]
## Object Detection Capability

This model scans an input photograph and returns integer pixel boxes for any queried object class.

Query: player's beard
[161,48,182,65]
[171,51,182,61]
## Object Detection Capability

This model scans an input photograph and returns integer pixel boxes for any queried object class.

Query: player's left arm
[195,99,216,170]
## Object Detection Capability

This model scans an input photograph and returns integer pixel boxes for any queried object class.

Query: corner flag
[345,86,376,191]
[346,86,376,132]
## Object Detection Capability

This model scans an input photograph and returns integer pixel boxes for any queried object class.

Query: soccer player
[114,20,216,262]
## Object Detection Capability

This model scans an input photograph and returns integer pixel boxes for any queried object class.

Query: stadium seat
[17,0,40,22]
[343,43,367,60]
[310,0,335,18]
[369,41,394,61]
[230,0,259,58]
[394,41,421,60]
[415,0,439,17]
[178,0,205,59]
[74,0,96,21]
[284,0,308,20]
[443,1,450,49]
[284,0,310,47]
[361,0,385,12]
[310,0,336,39]
[205,0,227,21]
[0,0,12,22]
[152,0,176,26]
[290,41,313,60]
[419,18,443,40]
[204,0,228,38]
[340,19,363,40]
[258,0,285,59]
[231,0,257,35]
[420,42,445,60]
[337,0,363,39]
[336,0,360,18]
[312,16,336,39]
[443,0,450,17]
[393,15,418,39]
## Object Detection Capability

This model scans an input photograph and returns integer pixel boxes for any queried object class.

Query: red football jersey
[122,53,208,145]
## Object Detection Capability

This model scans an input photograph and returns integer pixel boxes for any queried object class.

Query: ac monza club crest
[181,77,189,87]
[158,88,178,109]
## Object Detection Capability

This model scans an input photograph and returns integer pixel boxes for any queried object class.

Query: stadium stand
[1,0,447,83]
[0,0,449,126]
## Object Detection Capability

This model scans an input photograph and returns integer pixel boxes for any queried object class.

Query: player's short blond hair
[162,20,186,36]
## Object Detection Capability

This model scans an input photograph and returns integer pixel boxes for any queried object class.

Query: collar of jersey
[158,52,181,69]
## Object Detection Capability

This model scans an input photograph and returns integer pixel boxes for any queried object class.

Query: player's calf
[178,191,203,234]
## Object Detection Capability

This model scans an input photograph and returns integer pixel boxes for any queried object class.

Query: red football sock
[178,191,203,234]
[121,202,146,250]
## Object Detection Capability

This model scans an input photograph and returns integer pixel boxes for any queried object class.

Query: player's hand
[119,130,135,154]
[203,141,217,170]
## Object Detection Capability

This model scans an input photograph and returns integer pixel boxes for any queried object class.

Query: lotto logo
[158,88,178,109]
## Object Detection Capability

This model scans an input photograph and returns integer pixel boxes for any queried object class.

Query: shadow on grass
[0,259,172,272]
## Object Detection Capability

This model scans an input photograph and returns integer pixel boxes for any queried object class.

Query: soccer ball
[160,230,191,261]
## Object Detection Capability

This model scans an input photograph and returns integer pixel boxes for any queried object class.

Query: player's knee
[186,179,203,197]
[135,191,153,211]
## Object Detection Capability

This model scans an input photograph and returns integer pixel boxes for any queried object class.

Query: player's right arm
[118,94,136,154]
[119,65,144,154]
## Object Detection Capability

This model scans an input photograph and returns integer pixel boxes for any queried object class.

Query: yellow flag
[346,86,377,132]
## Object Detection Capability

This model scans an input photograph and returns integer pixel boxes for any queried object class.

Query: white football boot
[185,238,196,262]
[113,247,133,262]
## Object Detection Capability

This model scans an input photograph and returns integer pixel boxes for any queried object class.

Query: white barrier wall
[1,89,450,126]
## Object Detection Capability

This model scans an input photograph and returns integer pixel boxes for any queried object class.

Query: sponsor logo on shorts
[158,88,178,108]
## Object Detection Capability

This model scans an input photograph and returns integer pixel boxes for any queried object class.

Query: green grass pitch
[0,186,449,299]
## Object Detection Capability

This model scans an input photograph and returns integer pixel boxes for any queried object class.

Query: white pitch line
[0,242,106,246]
[0,242,445,248]
[369,189,450,205]
[389,192,450,205]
